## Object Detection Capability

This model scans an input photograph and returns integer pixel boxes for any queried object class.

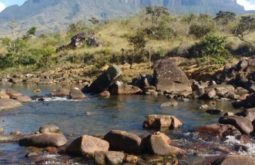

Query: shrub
[189,33,229,57]
[189,23,214,38]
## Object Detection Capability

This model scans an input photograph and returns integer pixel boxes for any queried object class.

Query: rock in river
[153,58,191,93]
[143,114,182,130]
[70,87,86,100]
[104,130,141,154]
[19,133,67,147]
[109,81,142,95]
[0,99,22,111]
[219,116,254,135]
[86,65,122,94]
[213,155,255,165]
[66,135,109,156]
[141,132,184,156]
[39,124,60,134]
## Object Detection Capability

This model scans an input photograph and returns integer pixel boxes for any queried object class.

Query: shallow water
[0,84,252,164]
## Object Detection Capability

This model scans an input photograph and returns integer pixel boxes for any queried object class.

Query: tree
[145,6,169,25]
[89,17,100,25]
[26,27,37,36]
[215,11,236,25]
[67,21,88,36]
[128,32,147,68]
[233,16,255,40]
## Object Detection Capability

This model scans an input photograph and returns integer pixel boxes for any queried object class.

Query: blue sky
[1,0,255,12]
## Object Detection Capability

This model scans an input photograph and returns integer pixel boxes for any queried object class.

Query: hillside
[0,0,248,36]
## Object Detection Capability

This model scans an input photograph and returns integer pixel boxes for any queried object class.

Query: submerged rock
[86,65,122,94]
[66,135,109,156]
[141,132,184,156]
[143,115,182,130]
[70,87,86,100]
[19,133,67,147]
[160,100,178,107]
[153,58,191,93]
[0,99,22,111]
[104,130,141,154]
[39,124,60,134]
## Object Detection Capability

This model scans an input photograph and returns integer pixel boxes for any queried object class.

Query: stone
[125,155,139,164]
[238,108,255,122]
[153,58,191,93]
[5,89,23,98]
[99,90,111,98]
[141,132,184,156]
[0,90,10,99]
[219,116,254,135]
[160,100,178,107]
[105,151,125,165]
[87,65,122,93]
[94,151,106,165]
[104,130,141,154]
[109,81,142,95]
[213,155,255,165]
[143,115,182,130]
[0,99,22,111]
[19,133,67,147]
[70,87,86,100]
[39,124,60,134]
[66,135,109,156]
[196,124,238,138]
[51,88,70,97]
[14,95,32,103]
[206,109,223,115]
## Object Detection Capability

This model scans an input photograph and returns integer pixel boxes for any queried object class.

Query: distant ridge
[0,0,249,36]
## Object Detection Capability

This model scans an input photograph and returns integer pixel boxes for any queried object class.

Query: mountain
[0,0,248,36]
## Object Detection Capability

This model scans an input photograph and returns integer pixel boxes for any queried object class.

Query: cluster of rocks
[0,89,31,111]
[17,124,183,164]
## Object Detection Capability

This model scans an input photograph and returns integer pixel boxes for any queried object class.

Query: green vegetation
[0,9,255,77]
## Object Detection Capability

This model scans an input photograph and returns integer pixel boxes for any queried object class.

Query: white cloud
[237,0,255,10]
[0,2,5,12]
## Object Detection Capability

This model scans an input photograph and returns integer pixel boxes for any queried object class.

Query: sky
[1,0,255,12]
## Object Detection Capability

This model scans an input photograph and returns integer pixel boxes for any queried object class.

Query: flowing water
[0,85,254,164]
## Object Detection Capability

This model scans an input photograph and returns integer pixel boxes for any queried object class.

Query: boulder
[213,155,255,165]
[238,108,255,122]
[105,151,125,165]
[0,99,22,111]
[70,87,86,100]
[66,135,109,156]
[0,90,10,99]
[51,88,70,97]
[141,132,184,156]
[104,130,141,154]
[143,115,182,130]
[109,81,142,95]
[87,65,122,93]
[219,116,254,135]
[196,124,239,138]
[99,90,111,98]
[14,95,32,103]
[5,89,23,98]
[160,100,178,107]
[19,133,67,147]
[153,58,191,93]
[39,124,60,134]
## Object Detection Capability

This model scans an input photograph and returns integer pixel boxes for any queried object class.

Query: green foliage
[67,21,89,37]
[189,23,214,38]
[26,27,37,36]
[190,33,229,58]
[145,6,169,26]
[128,32,146,52]
[215,11,236,25]
[233,16,255,39]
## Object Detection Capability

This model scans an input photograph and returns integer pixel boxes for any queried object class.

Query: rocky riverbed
[0,57,255,164]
